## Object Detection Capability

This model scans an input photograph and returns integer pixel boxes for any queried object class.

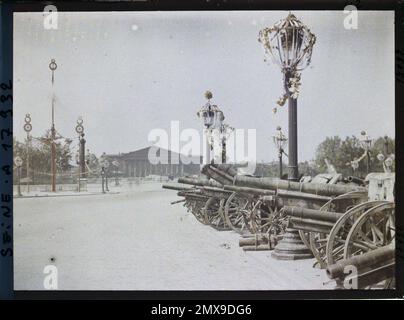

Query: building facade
[107,146,201,178]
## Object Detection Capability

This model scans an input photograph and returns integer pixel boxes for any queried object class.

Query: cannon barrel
[326,245,395,280]
[347,176,365,186]
[162,183,194,191]
[233,175,366,197]
[224,185,275,196]
[347,176,365,185]
[282,206,343,223]
[177,177,223,188]
[177,191,206,199]
[289,217,336,234]
[202,186,232,194]
[225,183,331,202]
[276,189,331,202]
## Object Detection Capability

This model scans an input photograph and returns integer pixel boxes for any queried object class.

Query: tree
[315,135,395,178]
[13,131,73,184]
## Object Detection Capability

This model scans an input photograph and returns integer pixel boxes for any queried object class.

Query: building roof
[107,146,202,164]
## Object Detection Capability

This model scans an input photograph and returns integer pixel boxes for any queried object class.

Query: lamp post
[259,13,316,181]
[14,156,23,197]
[75,151,81,192]
[49,58,58,192]
[360,130,372,174]
[272,126,288,179]
[197,91,225,165]
[259,14,315,260]
[75,117,87,191]
[23,114,32,192]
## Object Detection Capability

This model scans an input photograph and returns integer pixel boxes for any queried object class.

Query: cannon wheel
[224,192,249,234]
[325,200,390,266]
[308,191,368,269]
[344,202,395,257]
[343,202,395,289]
[202,196,229,231]
[243,199,269,234]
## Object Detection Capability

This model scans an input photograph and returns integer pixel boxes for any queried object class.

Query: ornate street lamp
[272,126,288,179]
[49,58,58,192]
[259,13,316,181]
[23,114,33,192]
[197,91,225,165]
[360,130,372,174]
[14,156,23,197]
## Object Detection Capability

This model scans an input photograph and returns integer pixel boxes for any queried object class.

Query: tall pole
[286,72,299,181]
[49,59,57,192]
[24,114,32,193]
[279,150,283,179]
[51,98,56,192]
[366,150,370,174]
[26,132,30,193]
[79,134,86,178]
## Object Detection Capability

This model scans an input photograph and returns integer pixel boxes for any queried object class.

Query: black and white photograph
[11,9,396,291]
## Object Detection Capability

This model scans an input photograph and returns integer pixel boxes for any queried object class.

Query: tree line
[14,133,394,183]
[257,135,394,179]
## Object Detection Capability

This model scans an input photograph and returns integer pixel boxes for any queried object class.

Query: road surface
[14,182,330,290]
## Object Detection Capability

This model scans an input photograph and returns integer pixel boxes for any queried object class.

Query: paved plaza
[14,182,330,290]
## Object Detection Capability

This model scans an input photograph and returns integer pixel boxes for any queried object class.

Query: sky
[13,11,395,162]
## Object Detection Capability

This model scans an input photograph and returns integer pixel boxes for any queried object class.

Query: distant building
[107,146,201,178]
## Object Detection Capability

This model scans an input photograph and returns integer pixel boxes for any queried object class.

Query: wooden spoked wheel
[202,196,229,231]
[325,200,389,266]
[224,192,250,234]
[308,191,368,269]
[343,202,395,257]
[343,202,395,289]
[243,199,274,235]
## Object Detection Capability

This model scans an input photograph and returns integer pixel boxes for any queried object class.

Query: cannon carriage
[167,163,367,246]
[281,172,395,288]
[163,163,395,288]
[202,164,366,242]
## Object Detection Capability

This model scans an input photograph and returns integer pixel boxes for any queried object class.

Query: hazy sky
[13,11,394,162]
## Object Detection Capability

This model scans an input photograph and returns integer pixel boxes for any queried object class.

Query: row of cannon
[163,164,395,289]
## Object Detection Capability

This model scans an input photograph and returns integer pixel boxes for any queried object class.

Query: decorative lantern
[258,13,316,104]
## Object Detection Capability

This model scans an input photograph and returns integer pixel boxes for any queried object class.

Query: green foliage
[315,135,395,178]
[13,131,73,183]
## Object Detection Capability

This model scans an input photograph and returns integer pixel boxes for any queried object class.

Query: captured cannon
[163,181,233,230]
[222,184,332,236]
[326,244,395,289]
[281,172,395,283]
[200,164,366,240]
